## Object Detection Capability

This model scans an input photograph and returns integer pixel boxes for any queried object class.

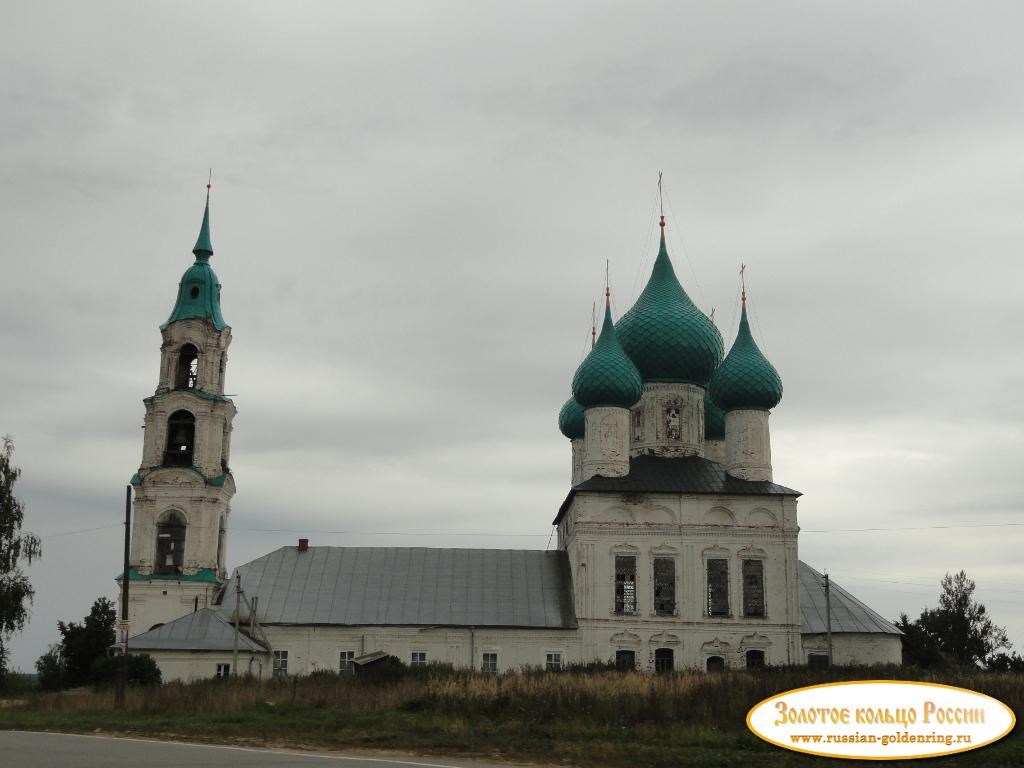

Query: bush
[89,653,162,688]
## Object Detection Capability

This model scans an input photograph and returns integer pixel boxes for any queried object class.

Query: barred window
[654,648,674,673]
[615,556,637,614]
[653,558,676,615]
[272,650,289,676]
[706,559,729,616]
[742,559,765,617]
[746,649,766,668]
[615,650,636,670]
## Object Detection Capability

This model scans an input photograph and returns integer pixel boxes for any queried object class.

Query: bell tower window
[155,511,186,575]
[175,344,199,390]
[164,410,196,467]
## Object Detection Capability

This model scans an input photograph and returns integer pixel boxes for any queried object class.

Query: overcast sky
[2,1,1023,671]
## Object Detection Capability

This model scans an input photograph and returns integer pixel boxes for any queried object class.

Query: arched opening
[174,344,199,390]
[706,656,726,673]
[155,511,186,575]
[164,410,195,467]
[654,647,674,673]
[745,649,766,669]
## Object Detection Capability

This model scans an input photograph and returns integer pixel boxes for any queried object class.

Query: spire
[192,176,213,261]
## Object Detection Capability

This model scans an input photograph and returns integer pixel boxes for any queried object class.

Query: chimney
[298,538,309,552]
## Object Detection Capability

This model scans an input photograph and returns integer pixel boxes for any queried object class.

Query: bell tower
[121,186,237,635]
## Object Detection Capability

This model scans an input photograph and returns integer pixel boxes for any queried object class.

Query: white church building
[120,194,901,681]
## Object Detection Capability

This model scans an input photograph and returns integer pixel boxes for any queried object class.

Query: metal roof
[798,561,901,635]
[554,455,800,524]
[220,547,578,630]
[128,608,267,652]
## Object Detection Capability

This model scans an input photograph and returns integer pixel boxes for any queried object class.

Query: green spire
[708,300,783,412]
[162,187,226,331]
[615,218,724,385]
[192,185,213,261]
[572,295,643,409]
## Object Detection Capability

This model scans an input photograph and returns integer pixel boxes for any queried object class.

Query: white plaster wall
[630,383,705,458]
[802,633,903,666]
[582,407,629,481]
[570,438,583,486]
[724,410,772,481]
[158,318,232,395]
[704,438,726,465]
[142,649,267,683]
[125,582,217,637]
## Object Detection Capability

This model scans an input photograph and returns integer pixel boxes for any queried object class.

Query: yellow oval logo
[746,680,1016,760]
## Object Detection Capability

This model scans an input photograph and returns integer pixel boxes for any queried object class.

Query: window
[653,558,676,615]
[746,650,766,669]
[742,559,765,617]
[164,410,196,467]
[615,650,636,670]
[273,650,289,676]
[545,653,562,671]
[154,511,186,575]
[175,344,199,390]
[706,656,726,672]
[614,555,637,614]
[339,650,355,674]
[481,652,498,673]
[808,653,829,669]
[215,663,230,678]
[654,648,674,673]
[706,558,729,616]
[411,652,427,667]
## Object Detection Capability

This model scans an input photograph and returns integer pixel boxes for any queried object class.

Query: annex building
[120,194,901,681]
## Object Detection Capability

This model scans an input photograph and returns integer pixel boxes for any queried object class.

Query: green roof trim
[129,472,143,486]
[132,465,233,488]
[572,301,642,409]
[116,567,220,584]
[558,397,585,439]
[616,231,723,385]
[708,304,783,412]
[162,191,226,331]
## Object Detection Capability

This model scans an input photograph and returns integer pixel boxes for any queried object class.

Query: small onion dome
[704,390,725,439]
[709,304,783,412]
[558,397,585,439]
[616,230,724,385]
[571,301,643,408]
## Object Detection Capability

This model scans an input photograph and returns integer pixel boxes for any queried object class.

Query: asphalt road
[0,731,534,768]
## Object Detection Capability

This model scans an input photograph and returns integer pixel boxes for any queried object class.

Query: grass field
[1,666,1020,767]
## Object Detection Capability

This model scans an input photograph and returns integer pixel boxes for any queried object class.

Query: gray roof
[220,546,578,630]
[555,456,800,524]
[798,561,901,635]
[128,608,267,652]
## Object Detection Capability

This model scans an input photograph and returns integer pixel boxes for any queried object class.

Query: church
[119,192,901,681]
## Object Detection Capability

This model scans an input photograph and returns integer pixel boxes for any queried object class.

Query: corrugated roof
[554,455,800,524]
[798,561,901,635]
[128,608,267,652]
[220,547,578,630]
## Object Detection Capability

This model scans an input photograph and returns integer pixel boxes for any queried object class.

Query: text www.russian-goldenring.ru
[790,732,973,747]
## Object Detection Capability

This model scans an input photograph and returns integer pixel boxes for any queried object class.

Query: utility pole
[116,485,131,708]
[824,572,833,667]
[232,573,240,677]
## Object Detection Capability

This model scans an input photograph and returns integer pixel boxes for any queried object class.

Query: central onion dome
[616,222,723,385]
[571,297,643,408]
[708,301,783,412]
[558,397,585,439]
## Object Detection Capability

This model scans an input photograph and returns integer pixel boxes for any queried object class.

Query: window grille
[615,556,637,614]
[746,649,766,668]
[653,558,676,615]
[615,650,636,670]
[654,647,674,673]
[706,559,729,616]
[742,559,765,617]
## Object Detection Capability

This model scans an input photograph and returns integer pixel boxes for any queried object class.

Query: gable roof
[128,608,267,652]
[798,561,901,635]
[554,455,800,524]
[220,547,578,630]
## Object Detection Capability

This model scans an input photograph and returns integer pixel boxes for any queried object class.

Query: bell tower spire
[120,183,238,637]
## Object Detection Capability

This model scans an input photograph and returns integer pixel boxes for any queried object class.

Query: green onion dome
[162,191,226,331]
[616,228,724,385]
[704,390,725,439]
[571,300,643,409]
[558,397,585,439]
[708,304,783,412]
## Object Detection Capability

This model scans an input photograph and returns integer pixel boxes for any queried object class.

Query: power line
[803,522,1024,533]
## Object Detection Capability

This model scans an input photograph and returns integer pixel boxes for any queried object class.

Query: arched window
[706,656,726,673]
[654,647,674,673]
[155,511,186,575]
[164,410,195,467]
[746,649,766,669]
[174,344,199,390]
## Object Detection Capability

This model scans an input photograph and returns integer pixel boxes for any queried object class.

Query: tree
[36,597,117,689]
[0,435,41,676]
[90,653,161,687]
[898,570,1010,668]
